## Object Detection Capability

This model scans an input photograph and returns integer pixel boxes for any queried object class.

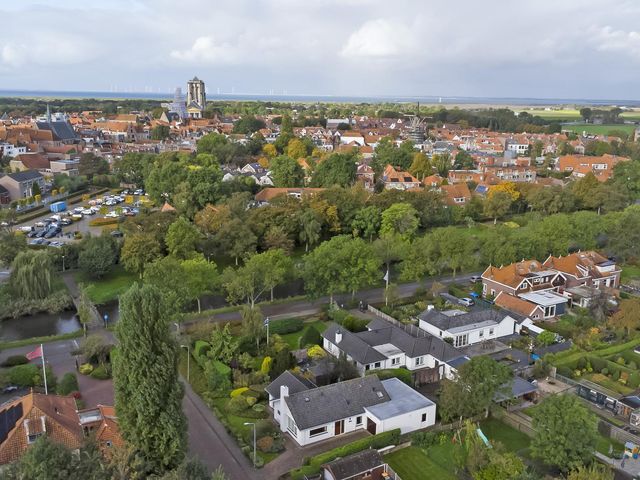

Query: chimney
[427,305,434,312]
[278,385,289,433]
[335,330,343,344]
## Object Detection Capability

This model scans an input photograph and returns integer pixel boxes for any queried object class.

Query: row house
[482,164,536,183]
[0,142,26,157]
[543,251,621,290]
[556,154,629,182]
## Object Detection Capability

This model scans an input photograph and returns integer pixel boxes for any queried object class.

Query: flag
[383,269,389,283]
[26,345,42,361]
[263,317,270,327]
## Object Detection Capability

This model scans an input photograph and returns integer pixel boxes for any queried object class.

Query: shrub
[590,356,606,373]
[269,318,304,335]
[412,431,438,448]
[88,217,122,227]
[231,387,249,398]
[252,404,266,414]
[227,395,249,414]
[260,356,272,375]
[194,340,211,359]
[327,308,349,324]
[613,370,621,381]
[602,368,609,376]
[617,357,626,366]
[79,363,94,375]
[246,396,257,407]
[577,357,587,370]
[630,373,640,388]
[90,365,110,380]
[257,436,274,453]
[206,361,232,392]
[342,316,368,333]
[1,355,28,367]
[367,368,413,386]
[58,373,79,395]
[8,364,39,387]
[307,345,326,359]
[299,325,322,348]
[556,366,573,378]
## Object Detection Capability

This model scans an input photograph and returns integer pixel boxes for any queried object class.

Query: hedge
[367,368,413,386]
[212,360,231,375]
[268,318,304,335]
[1,355,29,367]
[58,373,79,395]
[88,217,123,227]
[290,429,401,479]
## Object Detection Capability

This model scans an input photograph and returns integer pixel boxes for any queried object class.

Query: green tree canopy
[165,217,201,260]
[310,153,357,187]
[78,233,120,279]
[269,155,305,187]
[380,203,419,240]
[121,233,163,278]
[10,250,54,300]
[113,283,187,474]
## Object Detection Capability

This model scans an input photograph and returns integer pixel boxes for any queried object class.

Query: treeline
[0,97,164,116]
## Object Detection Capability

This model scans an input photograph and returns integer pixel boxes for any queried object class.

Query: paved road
[187,272,479,326]
[181,377,258,480]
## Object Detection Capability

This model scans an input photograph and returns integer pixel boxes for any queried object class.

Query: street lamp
[244,422,256,467]
[61,255,65,272]
[174,322,180,334]
[180,344,190,382]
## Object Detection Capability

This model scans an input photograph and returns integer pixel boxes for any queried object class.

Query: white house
[321,318,465,381]
[0,143,27,158]
[417,306,521,348]
[265,373,435,447]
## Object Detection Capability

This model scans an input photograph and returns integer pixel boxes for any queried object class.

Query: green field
[517,109,582,121]
[622,265,640,283]
[562,123,637,137]
[75,265,137,304]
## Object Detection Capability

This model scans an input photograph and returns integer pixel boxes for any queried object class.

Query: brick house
[543,251,621,290]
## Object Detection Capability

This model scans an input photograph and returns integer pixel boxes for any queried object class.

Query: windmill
[407,102,427,144]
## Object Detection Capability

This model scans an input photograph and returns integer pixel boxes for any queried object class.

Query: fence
[367,305,429,338]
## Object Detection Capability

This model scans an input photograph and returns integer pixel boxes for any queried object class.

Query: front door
[366,417,377,435]
[335,420,344,435]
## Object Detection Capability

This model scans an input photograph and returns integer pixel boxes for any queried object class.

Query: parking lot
[15,190,148,247]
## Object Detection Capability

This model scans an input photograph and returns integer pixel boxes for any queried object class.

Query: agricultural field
[561,123,637,137]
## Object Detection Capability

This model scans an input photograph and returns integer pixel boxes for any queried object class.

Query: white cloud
[593,26,640,60]
[341,19,416,59]
[170,36,240,64]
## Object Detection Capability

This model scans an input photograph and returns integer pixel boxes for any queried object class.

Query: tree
[373,233,407,285]
[484,190,513,224]
[409,152,432,180]
[262,143,277,158]
[10,250,54,300]
[530,394,598,472]
[302,235,381,301]
[144,256,192,313]
[165,217,201,260]
[579,107,593,123]
[372,137,415,172]
[4,436,75,480]
[298,208,322,251]
[380,203,419,240]
[609,298,640,337]
[113,283,187,474]
[438,356,512,422]
[567,463,614,480]
[264,225,294,253]
[299,324,322,348]
[286,138,308,159]
[269,155,304,187]
[270,345,295,379]
[351,206,381,241]
[113,152,153,187]
[310,153,357,187]
[159,457,216,480]
[0,231,27,267]
[182,257,218,313]
[78,234,120,279]
[121,233,163,278]
[232,115,266,134]
[241,305,264,349]
[215,218,257,265]
[209,323,238,363]
[535,330,556,347]
[151,125,171,140]
[79,152,109,180]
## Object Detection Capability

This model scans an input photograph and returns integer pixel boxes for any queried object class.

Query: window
[309,426,327,437]
[365,364,370,371]
[421,413,427,422]
[287,416,298,437]
[489,328,494,335]
[391,357,400,366]
[454,334,468,348]
[415,356,424,366]
[105,441,113,448]
[479,330,484,338]
[374,362,381,369]
[356,416,363,426]
[27,433,43,444]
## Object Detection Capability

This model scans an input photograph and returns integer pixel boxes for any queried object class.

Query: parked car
[110,230,123,238]
[105,211,120,218]
[2,385,18,394]
[82,209,95,215]
[34,221,46,228]
[459,297,475,307]
[60,218,72,226]
[44,228,60,239]
[48,241,63,248]
[27,229,39,238]
[73,207,84,214]
[71,213,83,220]
[18,226,33,233]
[470,275,482,283]
[36,229,48,238]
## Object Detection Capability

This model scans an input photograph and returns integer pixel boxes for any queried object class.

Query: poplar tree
[113,283,187,474]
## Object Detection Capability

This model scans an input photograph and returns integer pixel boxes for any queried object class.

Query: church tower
[187,77,206,118]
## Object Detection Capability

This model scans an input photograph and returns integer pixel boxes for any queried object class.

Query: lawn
[562,123,637,137]
[582,373,634,396]
[279,319,329,350]
[75,265,137,304]
[516,109,582,121]
[479,418,530,452]
[385,446,457,480]
[622,264,640,283]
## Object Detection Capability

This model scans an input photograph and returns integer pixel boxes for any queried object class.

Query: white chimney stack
[335,330,343,344]
[427,305,434,311]
[279,385,290,433]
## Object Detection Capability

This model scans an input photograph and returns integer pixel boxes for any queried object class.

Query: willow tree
[10,250,54,300]
[113,283,186,474]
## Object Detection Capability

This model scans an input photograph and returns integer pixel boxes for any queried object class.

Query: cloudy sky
[1,0,640,100]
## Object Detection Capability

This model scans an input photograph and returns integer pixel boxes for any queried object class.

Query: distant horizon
[1,88,640,108]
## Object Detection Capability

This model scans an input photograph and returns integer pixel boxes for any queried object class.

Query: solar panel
[0,403,24,444]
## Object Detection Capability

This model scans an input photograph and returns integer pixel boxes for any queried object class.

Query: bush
[58,373,79,395]
[327,308,349,324]
[307,345,326,359]
[1,355,29,367]
[367,368,413,386]
[8,364,39,387]
[590,356,606,373]
[556,366,573,378]
[261,356,272,375]
[630,373,640,389]
[269,318,304,335]
[231,387,249,398]
[342,316,368,333]
[257,435,274,453]
[602,368,609,376]
[194,340,211,360]
[299,325,322,348]
[412,431,438,448]
[90,365,110,380]
[206,361,232,392]
[613,370,621,381]
[227,395,250,414]
[79,363,94,375]
[88,217,122,227]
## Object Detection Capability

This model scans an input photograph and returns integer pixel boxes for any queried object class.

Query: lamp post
[62,255,65,272]
[180,345,190,382]
[244,422,256,467]
[174,322,180,334]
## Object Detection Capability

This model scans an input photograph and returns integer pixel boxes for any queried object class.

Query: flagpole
[41,344,48,395]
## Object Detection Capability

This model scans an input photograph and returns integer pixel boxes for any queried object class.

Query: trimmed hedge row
[268,318,304,335]
[367,368,413,386]
[88,217,123,227]
[290,429,401,479]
